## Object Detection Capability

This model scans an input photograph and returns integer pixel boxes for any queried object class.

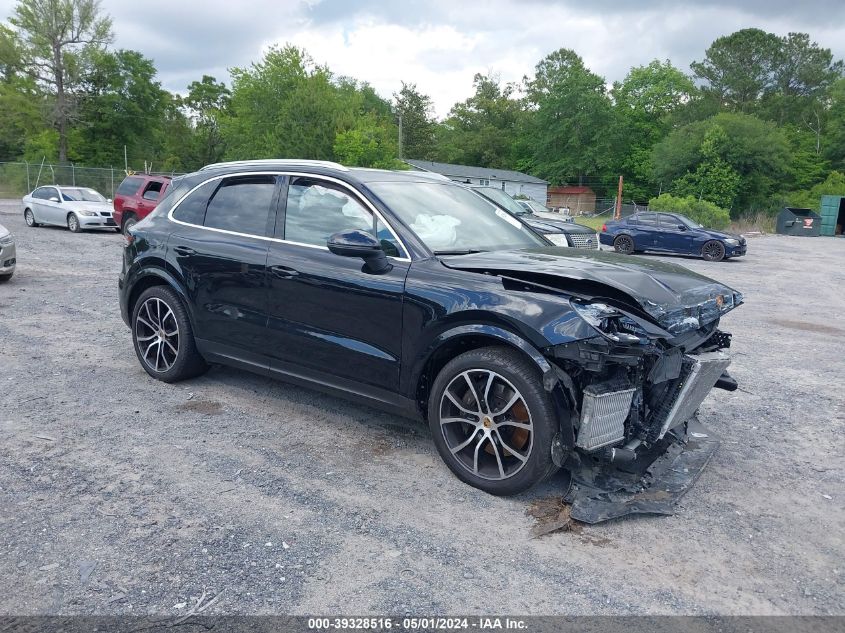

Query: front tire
[702,240,726,262]
[613,234,635,254]
[0,272,12,282]
[67,213,82,233]
[427,347,560,496]
[131,286,208,383]
[24,208,38,227]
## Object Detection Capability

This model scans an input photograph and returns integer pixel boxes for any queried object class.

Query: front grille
[569,233,599,249]
[652,351,731,439]
[576,384,636,451]
[100,212,111,217]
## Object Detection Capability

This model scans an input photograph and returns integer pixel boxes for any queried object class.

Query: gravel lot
[1,198,843,616]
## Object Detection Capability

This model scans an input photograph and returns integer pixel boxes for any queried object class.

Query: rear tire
[702,240,725,262]
[131,285,208,383]
[613,234,635,254]
[122,214,138,236]
[67,213,82,233]
[24,208,38,227]
[427,346,560,496]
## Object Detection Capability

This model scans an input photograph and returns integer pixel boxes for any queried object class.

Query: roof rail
[199,159,349,172]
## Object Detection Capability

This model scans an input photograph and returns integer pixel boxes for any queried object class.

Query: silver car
[22,185,119,233]
[0,222,16,281]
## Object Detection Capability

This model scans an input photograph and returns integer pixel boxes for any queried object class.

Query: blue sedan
[599,212,747,262]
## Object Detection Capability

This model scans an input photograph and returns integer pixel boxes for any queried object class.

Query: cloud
[1,0,844,117]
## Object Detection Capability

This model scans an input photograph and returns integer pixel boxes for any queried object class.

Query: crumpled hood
[441,248,743,334]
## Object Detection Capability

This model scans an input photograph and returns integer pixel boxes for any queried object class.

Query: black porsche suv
[119,160,742,516]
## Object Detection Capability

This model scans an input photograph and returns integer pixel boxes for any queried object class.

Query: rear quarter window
[171,180,217,225]
[116,177,144,197]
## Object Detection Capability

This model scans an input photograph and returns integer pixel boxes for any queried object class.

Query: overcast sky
[2,0,845,117]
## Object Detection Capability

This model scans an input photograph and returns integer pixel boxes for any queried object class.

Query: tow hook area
[562,418,719,523]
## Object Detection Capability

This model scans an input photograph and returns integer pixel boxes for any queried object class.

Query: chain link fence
[0,162,181,199]
[583,198,647,218]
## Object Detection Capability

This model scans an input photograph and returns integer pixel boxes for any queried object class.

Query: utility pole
[398,113,403,159]
[615,175,623,220]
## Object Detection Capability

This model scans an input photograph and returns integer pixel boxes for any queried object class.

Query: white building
[404,160,548,204]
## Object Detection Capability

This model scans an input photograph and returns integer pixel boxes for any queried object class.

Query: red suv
[113,174,172,234]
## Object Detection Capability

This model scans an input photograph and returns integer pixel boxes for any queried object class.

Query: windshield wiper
[433,249,487,256]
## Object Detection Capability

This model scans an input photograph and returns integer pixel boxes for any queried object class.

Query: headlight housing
[0,233,13,246]
[724,238,739,246]
[570,300,650,343]
[545,233,569,247]
[78,210,98,216]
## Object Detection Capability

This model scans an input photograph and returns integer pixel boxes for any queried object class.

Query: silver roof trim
[199,159,349,172]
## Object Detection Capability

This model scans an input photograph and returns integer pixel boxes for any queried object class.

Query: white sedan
[22,185,119,233]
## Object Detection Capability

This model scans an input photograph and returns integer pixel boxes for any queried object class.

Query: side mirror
[49,196,60,203]
[677,224,687,231]
[327,229,392,274]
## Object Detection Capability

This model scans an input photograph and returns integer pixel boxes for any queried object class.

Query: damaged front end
[548,296,740,524]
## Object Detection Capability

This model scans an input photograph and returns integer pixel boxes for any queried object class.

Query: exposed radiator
[653,351,731,439]
[576,384,636,451]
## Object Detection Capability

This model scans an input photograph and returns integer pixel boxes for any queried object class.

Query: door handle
[269,265,298,279]
[173,245,196,256]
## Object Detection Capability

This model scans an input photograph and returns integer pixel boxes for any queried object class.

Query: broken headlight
[570,300,649,344]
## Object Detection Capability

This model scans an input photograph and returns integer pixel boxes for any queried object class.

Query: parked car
[471,186,598,249]
[119,160,743,516]
[0,222,16,281]
[600,212,747,262]
[113,173,172,235]
[517,198,572,222]
[22,186,118,232]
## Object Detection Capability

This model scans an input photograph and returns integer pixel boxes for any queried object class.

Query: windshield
[474,187,530,216]
[61,188,106,202]
[524,199,548,214]
[369,181,545,253]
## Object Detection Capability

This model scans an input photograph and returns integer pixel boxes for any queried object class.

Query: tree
[0,24,43,160]
[670,126,741,209]
[822,78,845,170]
[333,113,401,169]
[393,82,436,159]
[653,112,792,213]
[787,170,845,210]
[76,49,168,167]
[434,73,525,168]
[610,60,696,200]
[691,28,781,113]
[9,0,112,162]
[524,48,613,186]
[184,75,230,166]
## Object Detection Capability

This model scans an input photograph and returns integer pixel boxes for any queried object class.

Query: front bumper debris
[564,418,719,524]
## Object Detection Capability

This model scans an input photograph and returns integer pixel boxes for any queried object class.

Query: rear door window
[117,177,143,196]
[142,180,165,200]
[203,175,277,236]
[637,213,658,226]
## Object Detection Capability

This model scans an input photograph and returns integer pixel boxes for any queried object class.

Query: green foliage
[433,73,525,168]
[9,0,113,161]
[393,82,436,159]
[653,112,791,213]
[648,193,731,229]
[523,48,613,185]
[610,60,696,200]
[786,171,845,210]
[333,114,402,169]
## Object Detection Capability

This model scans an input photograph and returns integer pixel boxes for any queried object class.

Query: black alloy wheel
[613,234,635,254]
[132,286,208,382]
[428,347,560,496]
[702,240,726,262]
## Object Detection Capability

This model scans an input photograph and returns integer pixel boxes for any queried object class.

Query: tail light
[601,224,607,232]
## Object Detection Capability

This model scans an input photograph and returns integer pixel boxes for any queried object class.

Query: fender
[408,323,575,455]
[121,262,195,328]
